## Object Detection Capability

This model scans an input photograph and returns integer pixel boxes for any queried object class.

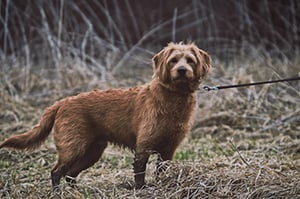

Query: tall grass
[0,1,299,97]
[0,1,299,198]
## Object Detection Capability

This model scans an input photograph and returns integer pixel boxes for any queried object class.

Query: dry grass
[1,54,299,198]
[1,1,300,198]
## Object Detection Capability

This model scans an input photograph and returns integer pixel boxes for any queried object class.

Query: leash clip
[202,85,219,92]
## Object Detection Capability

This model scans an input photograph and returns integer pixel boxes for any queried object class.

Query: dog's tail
[0,101,60,151]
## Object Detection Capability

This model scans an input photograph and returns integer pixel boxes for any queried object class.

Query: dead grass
[0,1,299,198]
[0,54,299,198]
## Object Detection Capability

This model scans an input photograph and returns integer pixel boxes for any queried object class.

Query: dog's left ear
[193,47,212,80]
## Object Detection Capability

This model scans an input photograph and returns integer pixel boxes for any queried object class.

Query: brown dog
[0,42,211,189]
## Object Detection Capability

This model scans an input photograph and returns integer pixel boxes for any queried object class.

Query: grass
[0,55,299,198]
[1,1,300,198]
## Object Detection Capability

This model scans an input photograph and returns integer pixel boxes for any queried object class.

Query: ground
[0,56,299,198]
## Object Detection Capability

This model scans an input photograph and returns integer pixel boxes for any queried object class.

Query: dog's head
[152,42,211,93]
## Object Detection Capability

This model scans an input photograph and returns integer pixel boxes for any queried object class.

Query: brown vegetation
[0,1,299,198]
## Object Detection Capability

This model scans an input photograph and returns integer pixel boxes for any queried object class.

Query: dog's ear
[152,47,172,81]
[198,49,212,79]
[192,46,211,80]
[152,50,164,76]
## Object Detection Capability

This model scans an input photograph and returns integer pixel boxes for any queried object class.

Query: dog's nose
[177,66,187,75]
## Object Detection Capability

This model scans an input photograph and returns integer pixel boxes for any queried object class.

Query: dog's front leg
[133,150,150,189]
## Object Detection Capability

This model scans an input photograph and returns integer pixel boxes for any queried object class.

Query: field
[1,51,299,198]
[1,1,300,198]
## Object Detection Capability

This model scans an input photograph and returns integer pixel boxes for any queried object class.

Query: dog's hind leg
[65,141,107,187]
[50,140,90,190]
[51,150,77,190]
[51,160,68,190]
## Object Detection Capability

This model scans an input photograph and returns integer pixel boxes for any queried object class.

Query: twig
[229,140,250,166]
[57,0,64,60]
[172,8,178,42]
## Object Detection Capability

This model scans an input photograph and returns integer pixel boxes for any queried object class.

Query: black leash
[202,75,300,92]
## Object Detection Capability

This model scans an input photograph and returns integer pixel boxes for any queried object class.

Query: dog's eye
[169,57,178,63]
[187,57,195,64]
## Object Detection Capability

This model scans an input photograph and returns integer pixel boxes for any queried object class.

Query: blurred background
[1,1,299,92]
[1,0,299,58]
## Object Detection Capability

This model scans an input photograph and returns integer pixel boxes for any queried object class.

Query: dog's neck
[148,78,197,119]
[150,78,198,96]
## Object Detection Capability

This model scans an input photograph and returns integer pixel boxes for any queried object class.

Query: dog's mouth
[172,72,193,82]
[163,73,200,93]
[174,75,190,82]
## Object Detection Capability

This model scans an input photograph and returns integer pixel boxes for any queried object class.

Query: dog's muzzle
[177,66,188,77]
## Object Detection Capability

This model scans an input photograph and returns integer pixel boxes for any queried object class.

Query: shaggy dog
[0,42,211,189]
